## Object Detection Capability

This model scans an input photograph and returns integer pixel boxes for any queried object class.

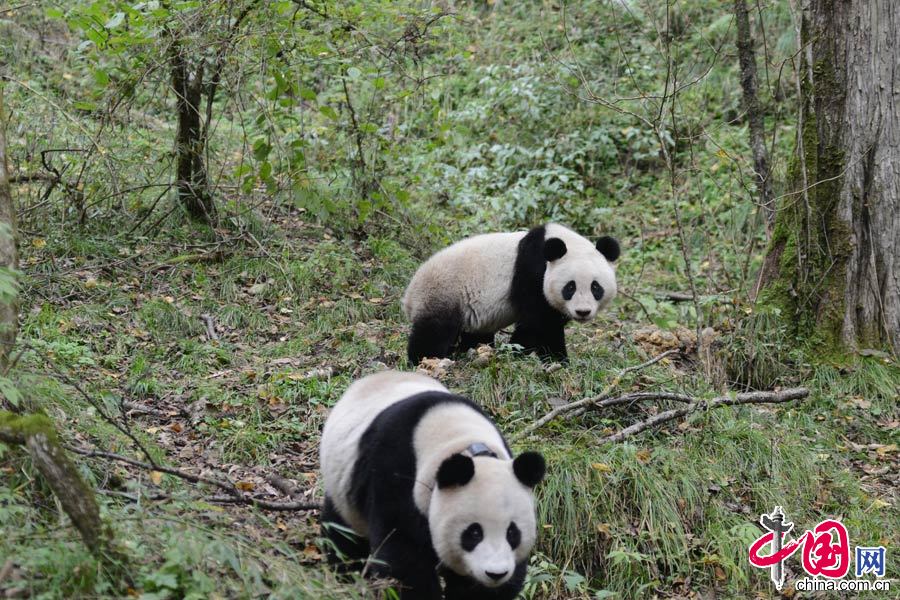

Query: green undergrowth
[3,0,898,598]
[7,232,897,597]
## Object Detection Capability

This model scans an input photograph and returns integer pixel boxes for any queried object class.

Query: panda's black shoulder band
[465,442,498,458]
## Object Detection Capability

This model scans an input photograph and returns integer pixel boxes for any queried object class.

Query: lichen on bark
[758,0,898,356]
[0,410,132,584]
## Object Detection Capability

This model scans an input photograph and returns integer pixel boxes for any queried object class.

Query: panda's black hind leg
[320,496,368,570]
[458,331,495,353]
[407,313,461,365]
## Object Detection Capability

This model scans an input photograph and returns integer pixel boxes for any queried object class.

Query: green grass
[6,212,899,598]
[3,0,898,598]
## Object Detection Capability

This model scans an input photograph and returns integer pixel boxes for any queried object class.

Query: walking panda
[402,223,620,364]
[320,371,546,599]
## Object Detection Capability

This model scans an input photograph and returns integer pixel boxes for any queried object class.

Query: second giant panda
[402,223,620,364]
[320,371,546,599]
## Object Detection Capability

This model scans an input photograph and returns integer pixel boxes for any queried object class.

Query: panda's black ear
[595,236,620,262]
[436,454,475,489]
[543,238,568,262]
[513,452,546,488]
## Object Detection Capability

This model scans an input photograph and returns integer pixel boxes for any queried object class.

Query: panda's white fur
[320,371,449,536]
[320,371,545,597]
[402,231,524,333]
[402,223,619,364]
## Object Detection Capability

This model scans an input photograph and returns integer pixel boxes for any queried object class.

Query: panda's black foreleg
[320,496,369,570]
[408,313,461,365]
[457,330,495,353]
[442,561,528,600]
[510,320,568,362]
[365,531,442,600]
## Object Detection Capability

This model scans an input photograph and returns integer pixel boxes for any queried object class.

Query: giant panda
[320,371,546,599]
[402,223,620,364]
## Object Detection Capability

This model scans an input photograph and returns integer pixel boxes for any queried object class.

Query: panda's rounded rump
[401,231,526,324]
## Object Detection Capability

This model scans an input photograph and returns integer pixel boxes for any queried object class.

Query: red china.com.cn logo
[748,506,890,593]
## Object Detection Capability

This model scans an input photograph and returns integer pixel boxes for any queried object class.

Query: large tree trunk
[171,39,216,225]
[0,85,18,373]
[760,0,899,354]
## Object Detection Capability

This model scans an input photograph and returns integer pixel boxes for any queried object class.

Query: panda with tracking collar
[402,223,620,365]
[320,371,546,599]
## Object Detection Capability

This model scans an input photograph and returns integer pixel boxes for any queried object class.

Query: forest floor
[3,1,899,598]
[4,198,898,599]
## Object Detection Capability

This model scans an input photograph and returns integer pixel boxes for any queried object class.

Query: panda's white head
[428,451,545,588]
[542,226,620,323]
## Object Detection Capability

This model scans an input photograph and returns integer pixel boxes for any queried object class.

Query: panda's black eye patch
[461,523,483,552]
[591,281,603,301]
[562,281,576,300]
[507,522,521,549]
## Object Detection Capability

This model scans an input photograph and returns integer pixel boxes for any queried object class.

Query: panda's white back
[402,231,526,332]
[320,371,448,534]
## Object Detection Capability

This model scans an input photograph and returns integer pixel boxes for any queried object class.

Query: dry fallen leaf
[636,449,652,464]
[874,444,897,457]
[236,481,255,492]
[150,471,163,485]
[592,462,612,473]
[302,544,322,560]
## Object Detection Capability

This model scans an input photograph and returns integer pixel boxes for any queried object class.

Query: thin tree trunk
[760,0,899,355]
[0,86,130,584]
[171,38,216,225]
[0,85,18,373]
[0,413,131,581]
[734,0,775,229]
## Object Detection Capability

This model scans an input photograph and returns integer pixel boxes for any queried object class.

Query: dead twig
[36,345,158,467]
[200,313,219,341]
[0,558,14,586]
[599,387,809,444]
[511,350,679,441]
[69,446,321,512]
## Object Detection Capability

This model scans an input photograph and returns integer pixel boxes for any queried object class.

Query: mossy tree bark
[0,413,131,581]
[0,85,18,373]
[759,0,899,355]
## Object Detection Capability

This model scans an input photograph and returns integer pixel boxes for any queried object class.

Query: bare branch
[599,388,809,444]
[511,350,679,441]
[69,446,321,512]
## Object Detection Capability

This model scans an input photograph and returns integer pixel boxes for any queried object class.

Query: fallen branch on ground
[510,349,679,442]
[513,349,809,443]
[69,446,321,512]
[597,388,809,444]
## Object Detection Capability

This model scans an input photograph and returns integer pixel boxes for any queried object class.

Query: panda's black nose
[486,570,508,581]
[576,309,590,318]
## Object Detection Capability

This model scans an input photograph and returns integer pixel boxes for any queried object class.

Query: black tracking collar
[465,442,498,458]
